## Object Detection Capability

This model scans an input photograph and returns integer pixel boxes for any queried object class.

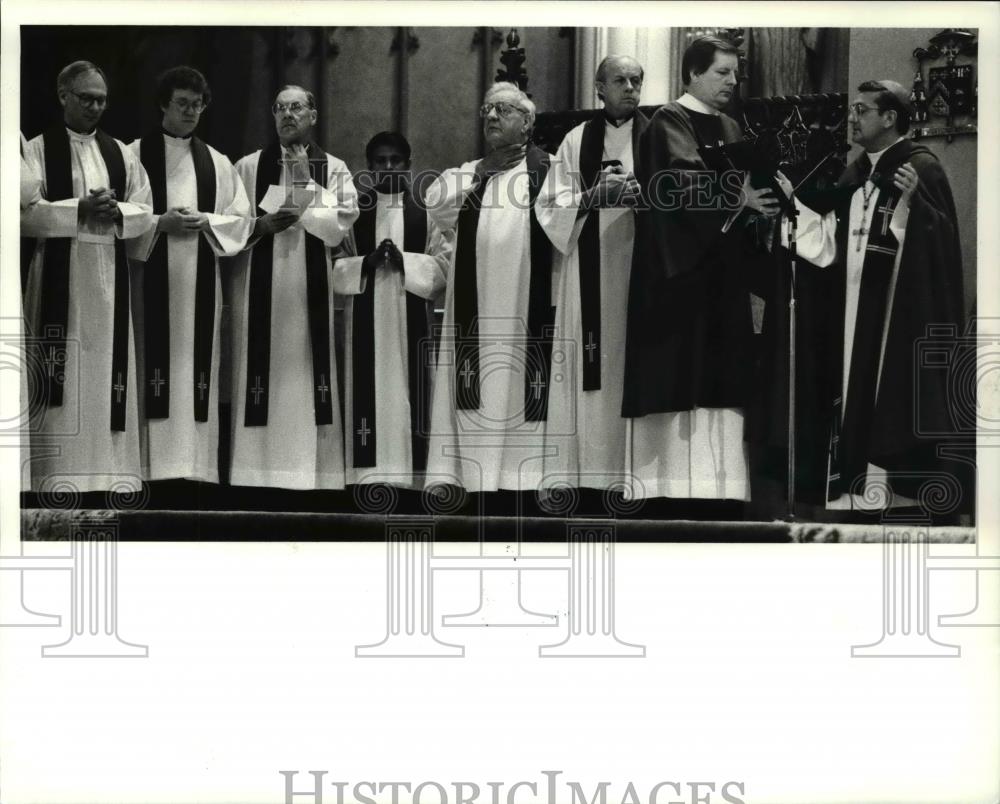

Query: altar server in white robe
[424,82,557,493]
[229,85,358,489]
[332,131,450,488]
[128,66,252,483]
[536,56,646,490]
[21,61,153,494]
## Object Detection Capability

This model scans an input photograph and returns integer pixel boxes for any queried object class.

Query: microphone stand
[784,191,799,521]
[781,149,839,520]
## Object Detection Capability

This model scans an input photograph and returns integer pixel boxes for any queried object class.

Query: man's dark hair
[858,80,912,134]
[156,65,211,109]
[681,36,738,86]
[365,130,412,163]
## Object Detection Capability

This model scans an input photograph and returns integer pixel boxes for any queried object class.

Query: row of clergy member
[20,36,965,512]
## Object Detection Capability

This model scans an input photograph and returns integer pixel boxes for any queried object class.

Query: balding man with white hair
[536,55,647,492]
[424,81,555,492]
[228,84,358,489]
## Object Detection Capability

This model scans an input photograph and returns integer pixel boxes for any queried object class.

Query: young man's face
[368,144,410,192]
[161,87,205,138]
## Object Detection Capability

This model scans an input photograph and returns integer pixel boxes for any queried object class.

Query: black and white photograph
[1,3,997,804]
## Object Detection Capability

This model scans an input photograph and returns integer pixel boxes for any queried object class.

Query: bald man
[535,55,646,492]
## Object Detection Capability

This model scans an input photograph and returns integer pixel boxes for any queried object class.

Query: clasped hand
[78,187,120,224]
[158,206,210,235]
[365,238,403,270]
[588,165,641,209]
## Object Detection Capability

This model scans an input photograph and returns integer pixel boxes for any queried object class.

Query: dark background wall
[21,24,976,320]
[20,26,574,175]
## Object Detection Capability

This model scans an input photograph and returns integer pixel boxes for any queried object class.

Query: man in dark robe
[756,79,969,513]
[622,36,779,501]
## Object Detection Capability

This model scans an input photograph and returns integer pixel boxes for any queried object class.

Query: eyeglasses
[272,101,311,116]
[480,102,526,119]
[170,98,207,114]
[848,103,880,117]
[70,91,108,109]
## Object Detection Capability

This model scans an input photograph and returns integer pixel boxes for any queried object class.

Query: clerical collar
[865,137,906,173]
[677,93,719,116]
[65,126,97,140]
[162,126,193,141]
[604,112,634,128]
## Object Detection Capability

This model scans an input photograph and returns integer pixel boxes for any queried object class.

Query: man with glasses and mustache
[764,79,966,513]
[423,81,555,493]
[127,66,252,490]
[228,85,358,490]
[21,60,154,495]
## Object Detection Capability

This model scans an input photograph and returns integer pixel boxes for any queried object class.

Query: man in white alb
[21,61,153,494]
[129,66,251,485]
[229,85,358,490]
[536,55,645,492]
[423,82,556,493]
[332,131,450,489]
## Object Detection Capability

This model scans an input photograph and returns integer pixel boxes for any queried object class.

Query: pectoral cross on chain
[852,225,868,252]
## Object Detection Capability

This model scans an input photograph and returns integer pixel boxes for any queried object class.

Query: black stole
[39,126,129,431]
[452,144,553,420]
[243,142,334,427]
[349,190,429,470]
[576,111,645,391]
[139,131,218,421]
[827,150,904,499]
